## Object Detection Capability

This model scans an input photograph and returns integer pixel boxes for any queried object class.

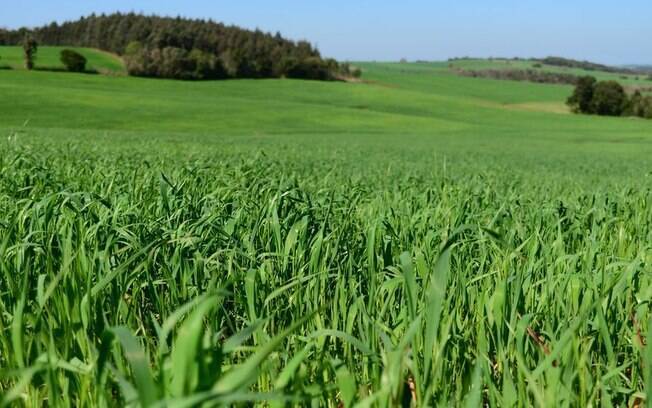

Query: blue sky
[3,1,651,64]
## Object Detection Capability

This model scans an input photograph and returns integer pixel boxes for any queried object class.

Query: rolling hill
[448,57,652,88]
[1,52,650,140]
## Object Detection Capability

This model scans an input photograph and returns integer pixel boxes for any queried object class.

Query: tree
[22,37,38,70]
[625,91,652,119]
[591,81,627,116]
[642,97,652,119]
[567,78,648,119]
[124,41,149,76]
[566,76,597,113]
[189,49,227,79]
[60,49,87,72]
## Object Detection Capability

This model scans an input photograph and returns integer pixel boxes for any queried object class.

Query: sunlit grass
[1,127,652,406]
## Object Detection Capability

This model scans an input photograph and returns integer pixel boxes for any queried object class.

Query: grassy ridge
[448,58,652,87]
[0,46,124,73]
[1,62,652,406]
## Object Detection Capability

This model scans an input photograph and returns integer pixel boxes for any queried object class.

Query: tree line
[535,57,642,75]
[0,13,359,81]
[452,67,580,85]
[567,76,652,119]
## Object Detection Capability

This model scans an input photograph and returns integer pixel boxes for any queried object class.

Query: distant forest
[0,13,357,80]
[449,56,651,76]
[453,68,579,85]
[535,57,644,75]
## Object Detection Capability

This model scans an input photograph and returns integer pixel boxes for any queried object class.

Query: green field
[1,50,652,406]
[0,46,124,73]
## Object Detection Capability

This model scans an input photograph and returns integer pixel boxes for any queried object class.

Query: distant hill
[0,13,352,81]
[624,65,652,74]
[447,57,652,96]
[449,56,650,76]
[535,56,646,75]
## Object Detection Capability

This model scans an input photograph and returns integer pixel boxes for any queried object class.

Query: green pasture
[0,45,124,73]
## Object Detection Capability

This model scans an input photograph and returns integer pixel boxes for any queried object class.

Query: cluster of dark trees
[454,68,579,85]
[535,57,639,75]
[567,76,652,119]
[0,13,358,81]
[448,56,650,77]
[60,49,87,72]
[448,57,526,62]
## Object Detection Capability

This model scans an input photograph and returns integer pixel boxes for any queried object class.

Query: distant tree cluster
[627,91,652,118]
[536,57,637,75]
[449,57,525,62]
[123,42,228,80]
[454,68,579,85]
[567,76,652,119]
[1,13,358,81]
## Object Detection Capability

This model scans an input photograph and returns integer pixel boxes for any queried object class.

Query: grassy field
[0,46,124,73]
[1,51,652,406]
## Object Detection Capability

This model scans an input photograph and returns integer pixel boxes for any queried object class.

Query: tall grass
[1,133,652,407]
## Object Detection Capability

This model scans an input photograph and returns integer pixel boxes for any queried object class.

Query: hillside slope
[448,58,652,89]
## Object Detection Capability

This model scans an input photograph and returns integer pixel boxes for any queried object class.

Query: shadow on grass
[33,66,99,75]
[0,65,12,70]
